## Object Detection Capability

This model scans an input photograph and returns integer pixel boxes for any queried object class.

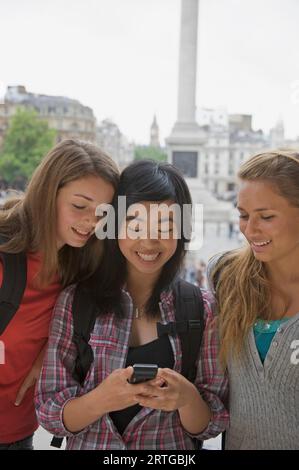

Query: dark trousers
[0,434,34,450]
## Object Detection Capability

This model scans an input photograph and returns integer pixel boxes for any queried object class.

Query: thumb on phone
[124,366,134,380]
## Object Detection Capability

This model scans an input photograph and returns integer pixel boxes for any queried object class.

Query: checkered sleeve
[34,284,89,437]
[191,288,229,441]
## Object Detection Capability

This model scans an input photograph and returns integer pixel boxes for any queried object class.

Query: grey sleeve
[206,253,225,293]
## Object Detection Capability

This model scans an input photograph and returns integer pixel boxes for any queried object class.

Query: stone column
[177,0,199,125]
[166,0,205,180]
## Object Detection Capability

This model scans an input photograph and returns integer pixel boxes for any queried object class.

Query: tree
[134,145,167,162]
[0,108,56,187]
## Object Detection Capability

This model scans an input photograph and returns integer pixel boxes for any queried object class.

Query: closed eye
[239,214,274,221]
[72,204,86,210]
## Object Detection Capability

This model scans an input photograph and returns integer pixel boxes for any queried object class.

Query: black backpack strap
[174,279,205,451]
[71,285,97,386]
[51,285,98,448]
[0,236,27,335]
[157,278,205,382]
[221,431,226,450]
[157,278,205,451]
[173,279,205,382]
[50,436,65,449]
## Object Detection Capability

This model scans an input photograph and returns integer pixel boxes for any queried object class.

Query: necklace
[134,305,145,319]
[254,318,289,333]
[254,320,271,331]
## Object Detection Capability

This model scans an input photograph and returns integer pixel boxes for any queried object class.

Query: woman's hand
[93,366,156,413]
[135,368,211,434]
[15,344,47,406]
[63,366,158,433]
[135,368,197,411]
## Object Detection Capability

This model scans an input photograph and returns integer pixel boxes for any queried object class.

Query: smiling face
[237,179,299,264]
[56,175,115,249]
[118,200,178,281]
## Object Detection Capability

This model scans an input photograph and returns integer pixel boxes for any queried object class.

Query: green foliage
[0,108,56,186]
[134,145,167,162]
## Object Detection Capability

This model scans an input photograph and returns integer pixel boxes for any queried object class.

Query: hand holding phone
[128,363,158,384]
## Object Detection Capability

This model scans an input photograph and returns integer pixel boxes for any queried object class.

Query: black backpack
[0,236,27,335]
[51,278,205,448]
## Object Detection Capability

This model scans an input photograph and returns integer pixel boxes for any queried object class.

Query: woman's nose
[138,235,159,246]
[244,218,259,238]
[83,211,98,228]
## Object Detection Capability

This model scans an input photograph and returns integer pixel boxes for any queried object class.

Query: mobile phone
[128,363,158,384]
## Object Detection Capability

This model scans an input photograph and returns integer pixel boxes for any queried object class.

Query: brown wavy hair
[210,149,299,365]
[0,139,119,287]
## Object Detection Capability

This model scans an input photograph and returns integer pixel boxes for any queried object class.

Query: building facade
[197,108,268,196]
[196,108,299,197]
[0,85,96,146]
[96,118,134,168]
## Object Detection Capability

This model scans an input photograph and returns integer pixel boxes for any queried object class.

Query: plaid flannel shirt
[35,284,228,450]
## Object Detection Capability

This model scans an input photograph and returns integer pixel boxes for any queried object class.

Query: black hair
[82,159,192,317]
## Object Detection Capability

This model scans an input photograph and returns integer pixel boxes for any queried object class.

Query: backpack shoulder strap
[71,284,98,386]
[0,235,27,335]
[51,285,98,449]
[173,278,205,382]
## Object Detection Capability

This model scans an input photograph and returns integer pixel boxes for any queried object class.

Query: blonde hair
[210,149,299,365]
[0,139,119,287]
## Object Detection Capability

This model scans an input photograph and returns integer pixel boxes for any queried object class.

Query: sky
[1,0,299,144]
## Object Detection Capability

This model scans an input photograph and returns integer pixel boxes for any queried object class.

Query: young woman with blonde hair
[209,150,299,450]
[0,139,119,450]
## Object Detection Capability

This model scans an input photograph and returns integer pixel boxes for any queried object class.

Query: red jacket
[0,252,61,443]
